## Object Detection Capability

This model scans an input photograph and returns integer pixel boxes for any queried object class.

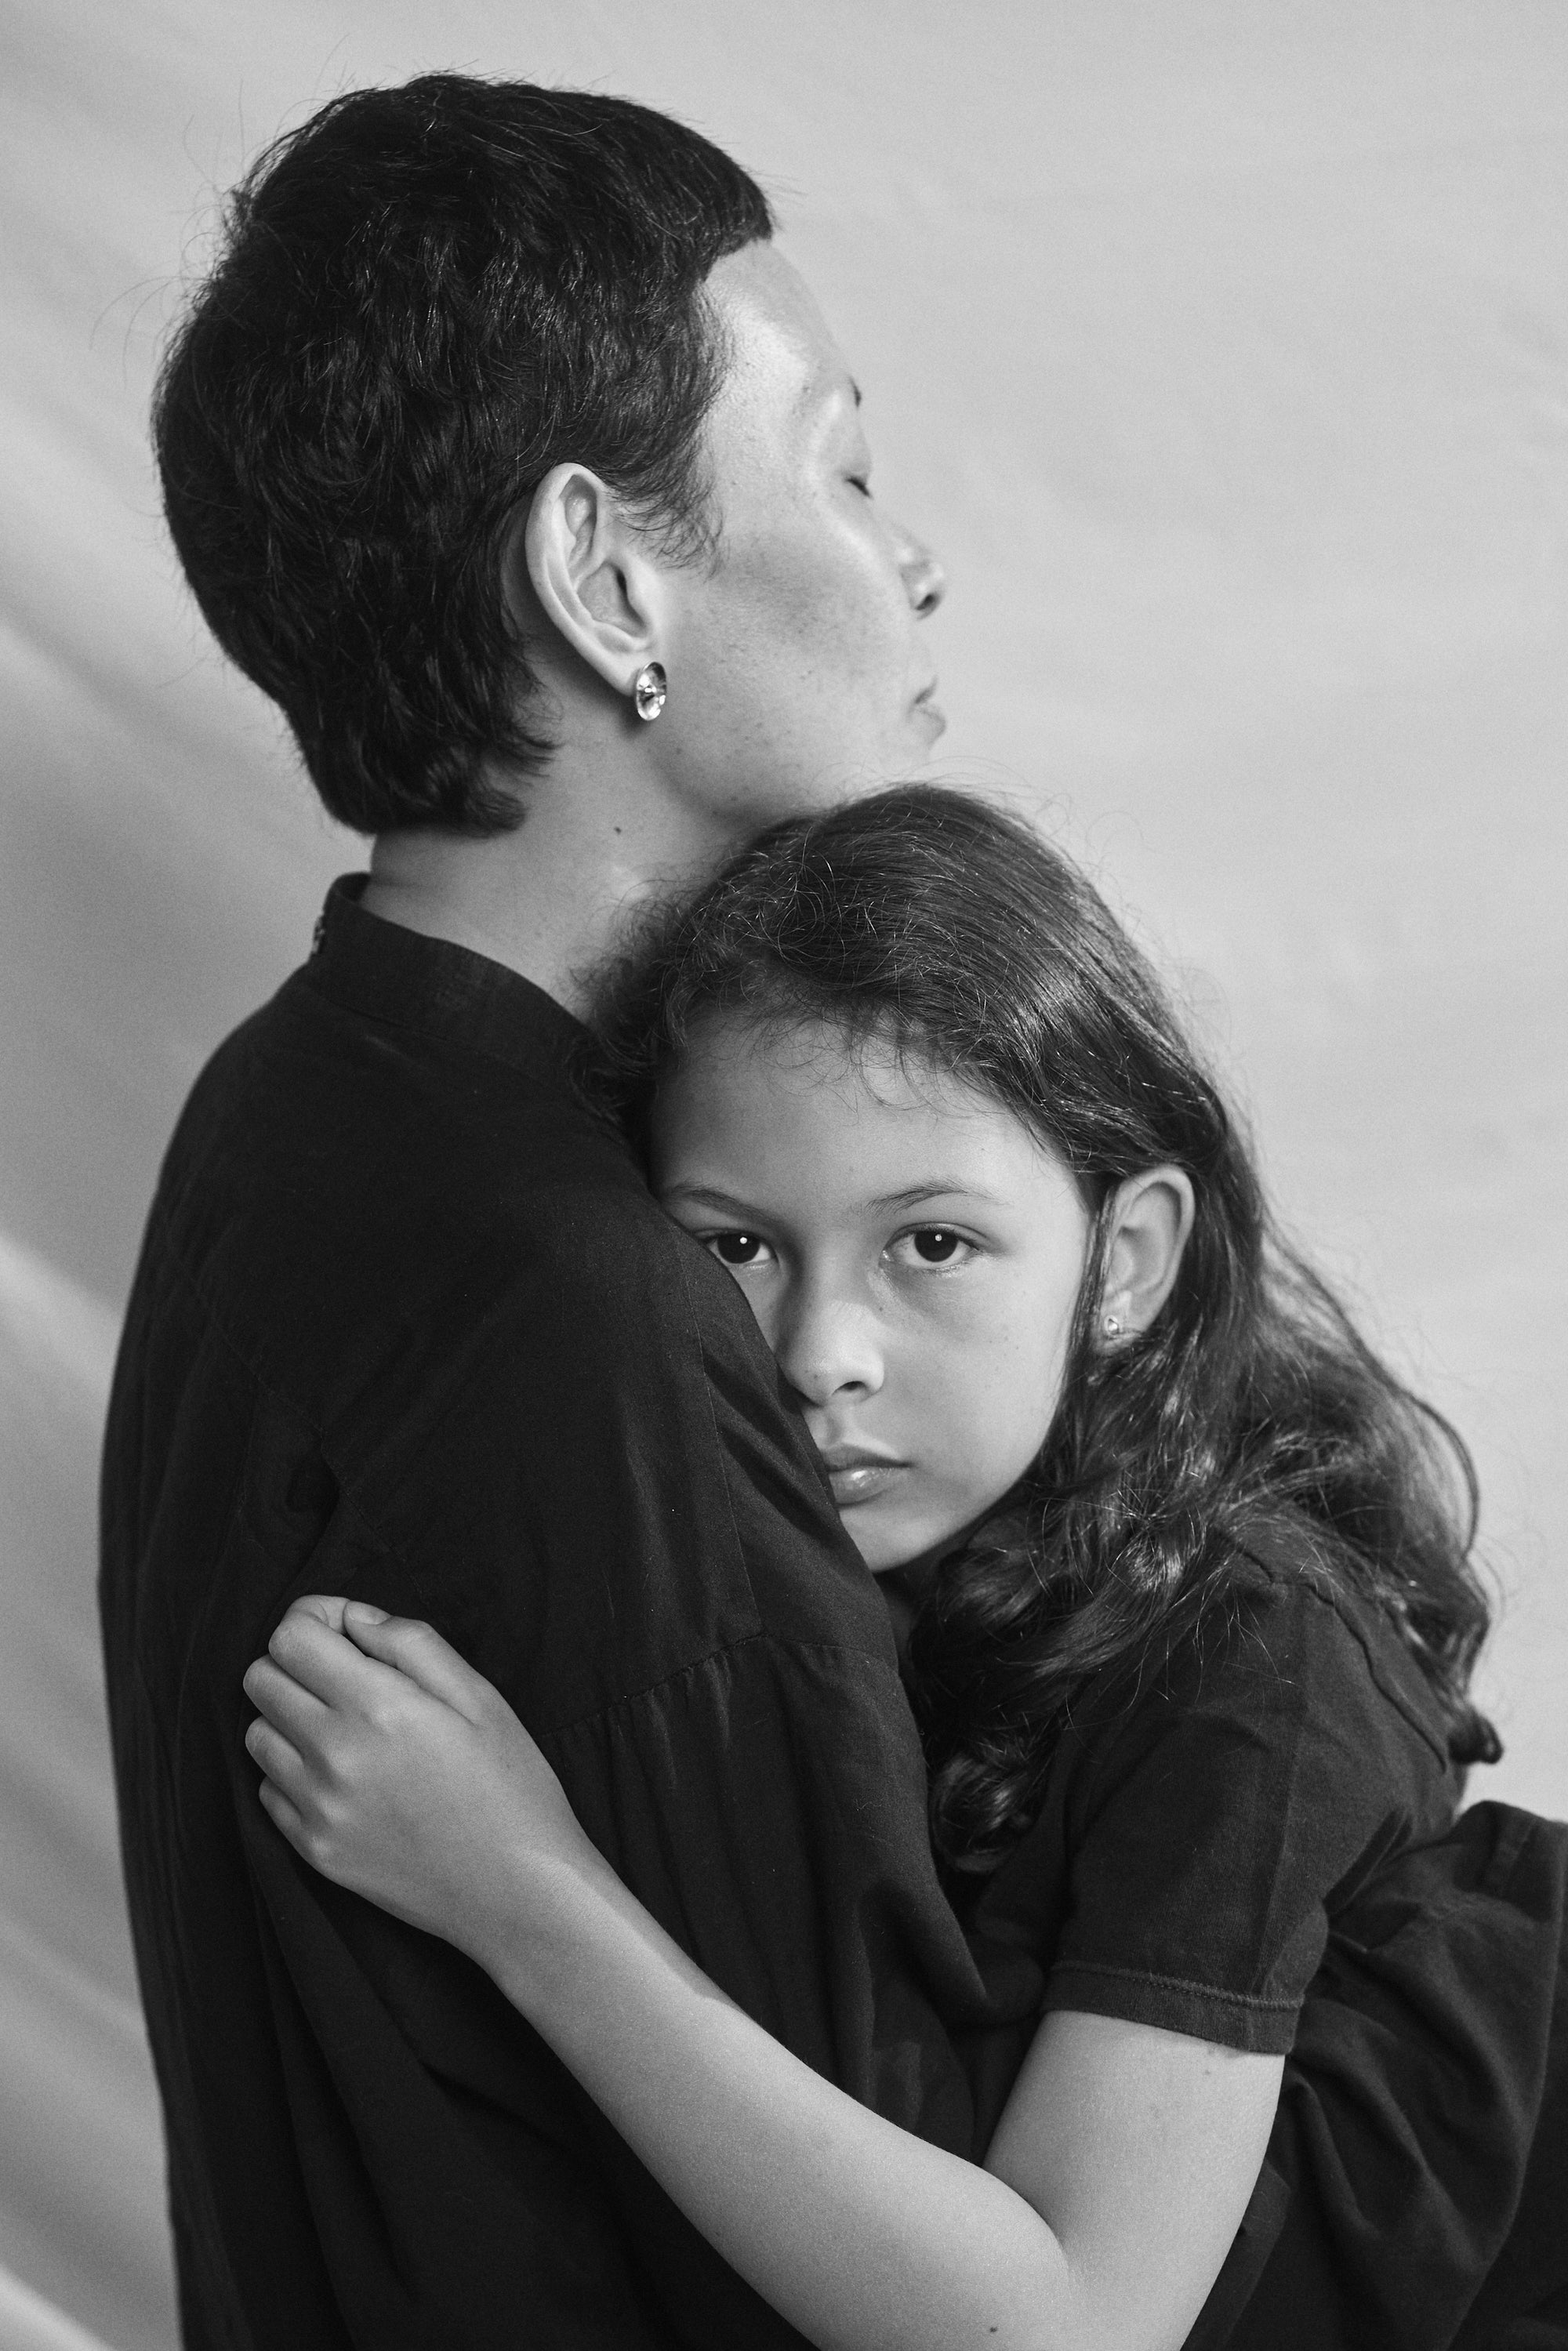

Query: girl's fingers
[242,1654,332,1752]
[243,1714,310,1804]
[286,1594,351,1635]
[267,1605,408,1713]
[256,1776,307,1845]
[340,1605,497,1720]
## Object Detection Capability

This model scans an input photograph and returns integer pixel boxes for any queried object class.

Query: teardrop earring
[632,662,667,722]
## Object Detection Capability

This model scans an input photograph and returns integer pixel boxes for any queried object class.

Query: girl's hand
[242,1598,598,1978]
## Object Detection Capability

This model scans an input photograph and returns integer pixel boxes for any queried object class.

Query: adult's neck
[361,742,733,1020]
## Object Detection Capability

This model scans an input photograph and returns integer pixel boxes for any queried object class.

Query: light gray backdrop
[3,4,1565,2345]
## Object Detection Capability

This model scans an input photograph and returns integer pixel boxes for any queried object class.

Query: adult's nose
[892,521,946,619]
[775,1285,884,1407]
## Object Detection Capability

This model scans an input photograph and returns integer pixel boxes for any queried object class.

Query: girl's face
[650,1016,1093,1574]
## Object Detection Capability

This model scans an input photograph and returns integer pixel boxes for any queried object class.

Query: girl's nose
[775,1293,884,1407]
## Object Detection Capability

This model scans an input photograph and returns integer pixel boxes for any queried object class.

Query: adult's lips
[913,679,946,736]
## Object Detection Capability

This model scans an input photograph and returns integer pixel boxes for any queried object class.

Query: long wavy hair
[593,785,1499,1874]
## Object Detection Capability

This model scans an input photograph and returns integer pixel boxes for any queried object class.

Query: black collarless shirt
[100,881,990,2351]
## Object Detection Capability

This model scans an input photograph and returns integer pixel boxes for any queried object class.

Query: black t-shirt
[964,1518,1464,2066]
[100,880,993,2351]
[950,1518,1568,2351]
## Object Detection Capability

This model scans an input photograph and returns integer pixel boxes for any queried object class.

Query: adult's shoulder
[142,962,878,1689]
[153,957,669,1315]
[176,976,789,1410]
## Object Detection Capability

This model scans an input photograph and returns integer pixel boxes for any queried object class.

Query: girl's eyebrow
[869,1182,1007,1212]
[661,1179,1008,1215]
[659,1184,758,1215]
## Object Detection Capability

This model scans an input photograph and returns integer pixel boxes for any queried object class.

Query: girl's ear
[1098,1166,1196,1343]
[499,463,667,700]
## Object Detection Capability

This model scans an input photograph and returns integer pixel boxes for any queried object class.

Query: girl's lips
[822,1456,909,1508]
[829,1463,906,1507]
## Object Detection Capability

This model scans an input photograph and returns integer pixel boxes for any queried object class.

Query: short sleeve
[1040,1567,1459,2052]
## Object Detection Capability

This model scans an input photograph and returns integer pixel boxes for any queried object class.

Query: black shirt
[954,1518,1568,2351]
[959,1521,1465,2151]
[100,880,991,2351]
[971,1520,1463,2059]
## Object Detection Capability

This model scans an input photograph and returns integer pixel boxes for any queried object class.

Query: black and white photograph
[3,5,1566,2346]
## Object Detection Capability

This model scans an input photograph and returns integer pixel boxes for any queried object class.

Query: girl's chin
[857,1526,974,1584]
[855,1495,1018,1585]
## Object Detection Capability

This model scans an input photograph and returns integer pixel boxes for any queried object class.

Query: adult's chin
[913,697,946,747]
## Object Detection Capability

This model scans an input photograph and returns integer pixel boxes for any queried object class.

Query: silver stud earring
[632,661,667,722]
[1102,1313,1123,1337]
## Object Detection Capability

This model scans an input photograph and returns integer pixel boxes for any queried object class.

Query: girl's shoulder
[1211,1510,1454,1772]
[971,1511,1468,2056]
[1039,1506,1460,1824]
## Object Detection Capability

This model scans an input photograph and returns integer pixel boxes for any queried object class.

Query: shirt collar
[301,874,591,1088]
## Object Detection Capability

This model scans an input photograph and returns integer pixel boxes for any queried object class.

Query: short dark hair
[154,75,772,833]
[595,785,1497,1870]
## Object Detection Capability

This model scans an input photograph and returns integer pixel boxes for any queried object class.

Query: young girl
[244,788,1567,2351]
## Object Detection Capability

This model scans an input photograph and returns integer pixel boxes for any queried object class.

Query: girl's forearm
[470,1845,1084,2351]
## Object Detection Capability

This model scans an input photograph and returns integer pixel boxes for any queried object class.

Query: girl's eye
[913,1228,961,1263]
[707,1232,771,1268]
[895,1228,970,1268]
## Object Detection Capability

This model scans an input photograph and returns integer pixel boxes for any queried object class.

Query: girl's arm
[245,1599,1281,2351]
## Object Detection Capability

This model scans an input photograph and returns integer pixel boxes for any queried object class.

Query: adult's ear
[1098,1166,1196,1344]
[502,463,668,702]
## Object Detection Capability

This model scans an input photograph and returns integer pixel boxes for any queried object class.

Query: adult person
[100,74,985,2351]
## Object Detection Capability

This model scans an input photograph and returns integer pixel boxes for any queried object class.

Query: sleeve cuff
[1041,1959,1301,2055]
